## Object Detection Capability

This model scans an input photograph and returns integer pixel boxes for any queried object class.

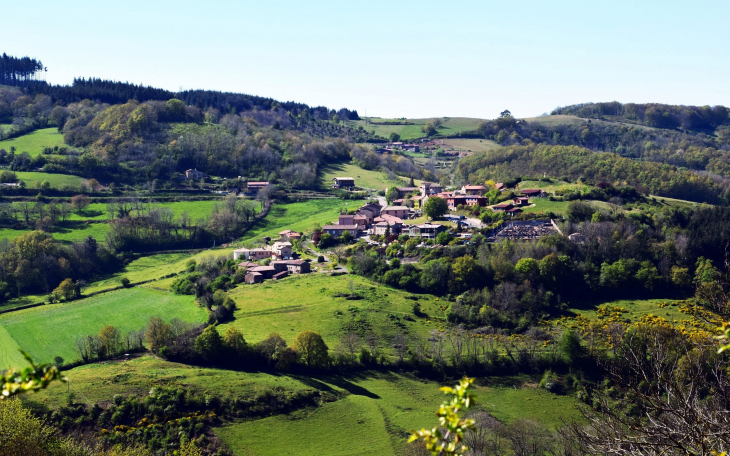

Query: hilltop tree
[389,132,400,142]
[293,330,329,368]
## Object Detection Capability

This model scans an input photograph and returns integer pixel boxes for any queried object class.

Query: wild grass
[0,288,206,367]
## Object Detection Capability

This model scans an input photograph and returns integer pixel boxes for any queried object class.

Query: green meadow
[319,162,407,190]
[345,117,485,140]
[220,273,445,348]
[0,127,69,157]
[26,355,582,456]
[0,287,206,367]
[15,171,86,189]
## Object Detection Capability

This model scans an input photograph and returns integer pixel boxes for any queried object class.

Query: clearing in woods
[345,117,485,140]
[0,287,206,367]
[0,128,72,157]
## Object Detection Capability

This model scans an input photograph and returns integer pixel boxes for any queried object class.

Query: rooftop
[322,224,359,230]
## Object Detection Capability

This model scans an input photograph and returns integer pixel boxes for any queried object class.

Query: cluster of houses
[375,142,421,154]
[319,201,448,240]
[233,230,310,284]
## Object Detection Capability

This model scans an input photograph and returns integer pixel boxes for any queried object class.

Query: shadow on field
[290,373,381,399]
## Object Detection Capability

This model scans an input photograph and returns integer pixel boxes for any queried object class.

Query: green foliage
[194,326,224,361]
[558,329,585,364]
[293,330,329,368]
[409,377,476,456]
[423,197,448,219]
[386,186,400,204]
[1,351,65,399]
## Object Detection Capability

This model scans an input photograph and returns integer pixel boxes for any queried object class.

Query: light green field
[0,288,207,367]
[67,199,224,222]
[14,171,85,189]
[239,198,366,243]
[521,198,613,216]
[346,117,485,140]
[27,354,581,456]
[0,324,26,367]
[221,273,444,348]
[517,180,590,193]
[85,253,192,294]
[320,162,407,190]
[0,128,69,157]
[0,223,110,244]
[218,373,581,456]
[440,138,501,152]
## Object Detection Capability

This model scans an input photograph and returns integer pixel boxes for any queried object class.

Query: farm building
[233,247,273,260]
[185,169,208,180]
[271,242,293,259]
[273,260,311,274]
[332,177,355,189]
[245,272,263,284]
[491,203,514,212]
[246,181,270,193]
[521,189,546,197]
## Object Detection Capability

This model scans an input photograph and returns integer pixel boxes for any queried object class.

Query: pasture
[26,354,581,456]
[0,222,110,244]
[345,117,485,140]
[319,162,406,190]
[0,287,206,367]
[14,171,86,189]
[439,138,501,153]
[0,128,69,157]
[220,273,444,348]
[218,373,581,456]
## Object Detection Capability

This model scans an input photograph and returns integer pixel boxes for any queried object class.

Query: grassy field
[440,138,501,152]
[523,114,658,132]
[0,222,110,244]
[345,118,485,141]
[0,288,207,367]
[25,355,582,456]
[14,171,86,189]
[218,373,581,456]
[0,128,70,157]
[237,198,366,244]
[221,273,445,348]
[567,298,688,323]
[320,162,407,191]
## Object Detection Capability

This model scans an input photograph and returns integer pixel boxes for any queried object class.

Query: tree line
[0,53,44,87]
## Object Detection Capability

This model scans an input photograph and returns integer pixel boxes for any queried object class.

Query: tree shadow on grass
[289,373,381,399]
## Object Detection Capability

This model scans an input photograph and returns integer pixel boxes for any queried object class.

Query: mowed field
[345,117,485,140]
[0,287,207,367]
[0,223,110,244]
[220,273,444,348]
[0,128,70,156]
[319,162,407,190]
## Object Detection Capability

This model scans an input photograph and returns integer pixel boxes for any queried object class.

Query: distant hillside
[551,101,730,131]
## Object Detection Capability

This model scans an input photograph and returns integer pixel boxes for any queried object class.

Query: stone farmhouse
[332,177,355,189]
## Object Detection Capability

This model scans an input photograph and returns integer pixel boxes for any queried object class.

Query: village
[230,176,560,285]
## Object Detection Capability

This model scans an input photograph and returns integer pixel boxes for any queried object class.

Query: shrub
[120,277,131,288]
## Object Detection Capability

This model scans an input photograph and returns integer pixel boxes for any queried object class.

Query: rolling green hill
[0,127,71,156]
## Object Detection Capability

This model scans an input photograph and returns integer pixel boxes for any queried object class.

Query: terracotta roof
[238,261,258,268]
[247,181,269,186]
[521,189,543,194]
[464,185,486,190]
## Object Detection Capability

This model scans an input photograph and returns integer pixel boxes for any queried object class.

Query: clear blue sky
[5,0,729,119]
